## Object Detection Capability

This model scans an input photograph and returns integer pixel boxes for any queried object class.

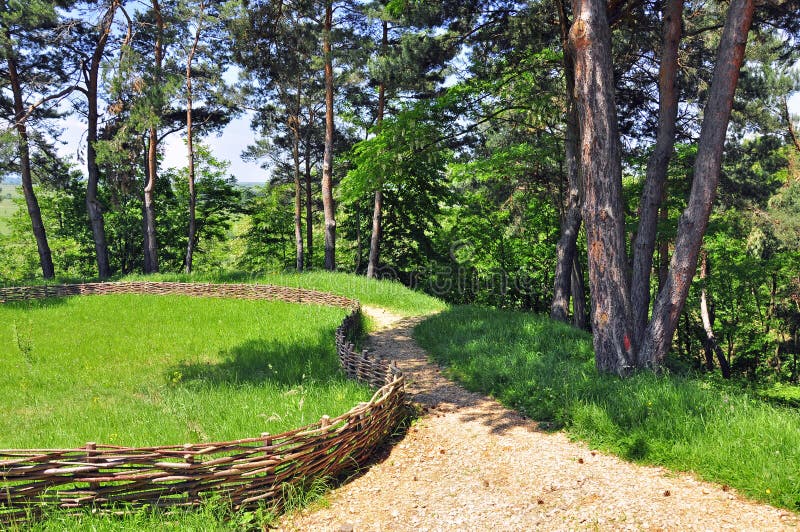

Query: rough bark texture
[143,0,164,274]
[631,0,683,350]
[6,51,55,280]
[570,0,635,375]
[321,1,336,271]
[551,0,583,323]
[184,4,203,274]
[84,3,117,280]
[639,0,755,367]
[366,20,388,280]
[699,251,732,378]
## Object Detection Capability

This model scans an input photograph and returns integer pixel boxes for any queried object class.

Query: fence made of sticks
[0,282,406,523]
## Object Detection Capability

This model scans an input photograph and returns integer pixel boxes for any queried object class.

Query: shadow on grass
[414,306,800,510]
[165,332,344,387]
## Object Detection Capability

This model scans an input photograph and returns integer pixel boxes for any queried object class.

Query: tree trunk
[631,0,683,348]
[292,77,304,272]
[551,0,583,323]
[366,20,388,279]
[143,0,164,274]
[699,251,732,378]
[571,254,588,329]
[657,201,670,291]
[305,141,313,270]
[184,4,203,275]
[639,0,754,367]
[84,2,118,280]
[321,0,336,271]
[569,0,635,375]
[6,52,54,280]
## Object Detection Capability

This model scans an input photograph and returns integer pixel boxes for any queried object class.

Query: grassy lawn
[0,184,20,235]
[122,271,448,317]
[0,294,371,448]
[415,305,800,511]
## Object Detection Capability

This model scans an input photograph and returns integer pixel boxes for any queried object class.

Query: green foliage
[237,183,295,272]
[416,306,800,511]
[0,294,371,448]
[341,101,452,277]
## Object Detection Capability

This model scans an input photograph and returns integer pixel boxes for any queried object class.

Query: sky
[50,89,800,187]
[56,110,269,184]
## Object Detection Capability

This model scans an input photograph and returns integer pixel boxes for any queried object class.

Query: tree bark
[305,136,313,269]
[551,0,583,323]
[699,251,732,378]
[657,200,670,291]
[570,0,635,375]
[84,2,118,280]
[631,0,683,349]
[143,0,164,274]
[639,0,755,367]
[184,1,204,275]
[6,51,55,280]
[292,76,304,272]
[366,19,388,279]
[571,254,588,329]
[321,0,336,271]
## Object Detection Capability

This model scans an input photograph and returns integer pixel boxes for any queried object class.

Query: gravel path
[279,307,798,531]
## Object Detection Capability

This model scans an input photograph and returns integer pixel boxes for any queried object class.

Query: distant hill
[1,177,21,185]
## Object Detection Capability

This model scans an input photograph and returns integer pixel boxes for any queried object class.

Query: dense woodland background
[2,0,800,382]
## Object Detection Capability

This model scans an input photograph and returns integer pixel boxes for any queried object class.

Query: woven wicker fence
[0,282,405,523]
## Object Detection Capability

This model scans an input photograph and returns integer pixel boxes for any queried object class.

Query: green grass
[415,306,800,511]
[5,479,331,531]
[760,382,800,407]
[119,271,447,317]
[0,294,371,448]
[0,183,20,235]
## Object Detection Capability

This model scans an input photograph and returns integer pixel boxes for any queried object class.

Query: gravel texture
[279,307,799,531]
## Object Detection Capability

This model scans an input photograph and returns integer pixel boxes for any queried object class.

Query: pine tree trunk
[84,3,117,280]
[551,0,583,323]
[367,20,388,279]
[631,0,683,350]
[143,0,163,274]
[305,140,313,269]
[571,255,588,329]
[6,53,54,280]
[184,10,202,275]
[321,0,336,271]
[639,0,755,367]
[292,78,304,272]
[570,0,635,375]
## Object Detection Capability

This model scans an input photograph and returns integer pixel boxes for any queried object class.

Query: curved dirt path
[280,307,798,531]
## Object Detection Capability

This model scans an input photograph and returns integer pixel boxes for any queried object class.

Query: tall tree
[143,0,165,273]
[0,1,81,279]
[569,0,636,373]
[365,18,387,279]
[630,0,683,348]
[321,0,336,270]
[550,0,583,326]
[72,0,126,279]
[638,0,755,367]
[570,0,757,373]
[182,0,205,274]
